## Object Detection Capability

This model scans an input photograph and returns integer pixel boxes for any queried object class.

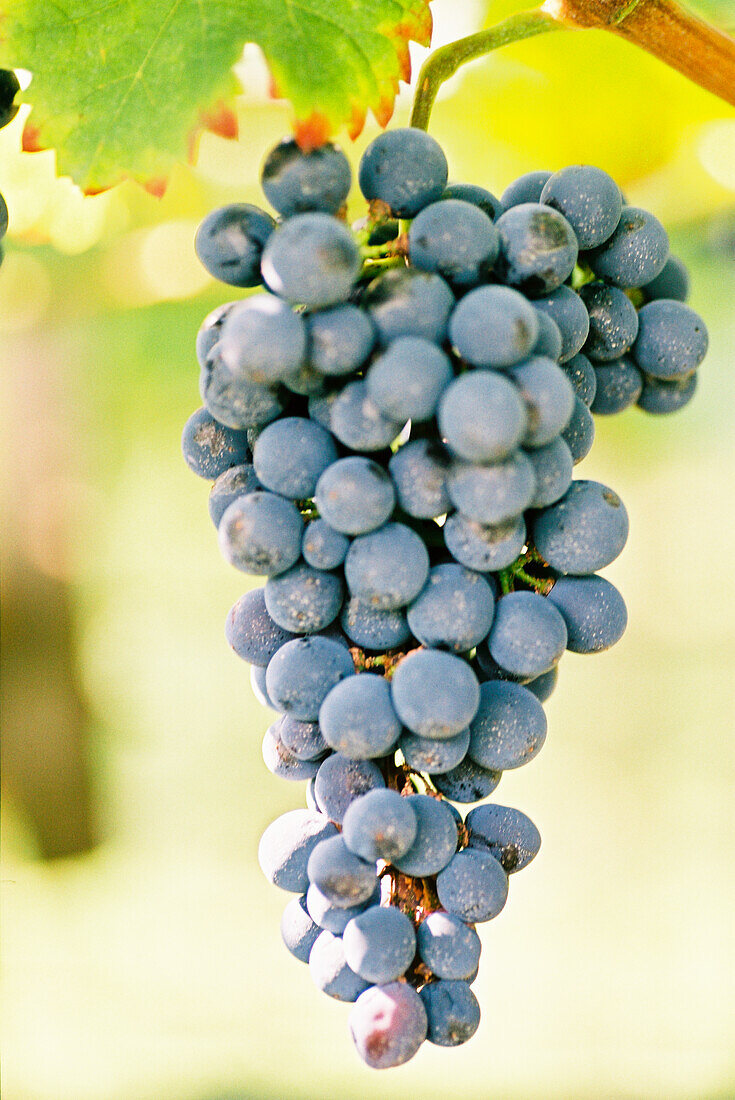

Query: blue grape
[641,254,689,302]
[501,171,553,209]
[265,636,355,721]
[442,182,502,220]
[560,352,597,407]
[468,680,547,770]
[532,285,590,363]
[314,457,395,536]
[307,834,377,907]
[195,203,275,287]
[343,905,417,983]
[436,849,508,922]
[495,203,578,296]
[309,930,371,1002]
[306,882,381,934]
[637,371,697,413]
[363,267,455,345]
[392,794,459,877]
[526,436,574,508]
[448,285,539,368]
[633,299,708,379]
[208,464,261,527]
[262,723,323,781]
[340,599,411,651]
[181,407,251,479]
[251,664,276,709]
[330,380,403,451]
[264,563,344,634]
[466,803,541,872]
[389,440,453,519]
[253,417,338,499]
[579,281,639,361]
[431,757,501,803]
[277,715,329,761]
[444,513,526,573]
[307,304,375,376]
[560,395,595,464]
[406,563,495,653]
[349,982,427,1069]
[508,356,575,448]
[526,666,558,703]
[319,673,402,760]
[588,205,669,287]
[218,491,303,575]
[487,591,568,678]
[196,302,234,367]
[225,587,296,666]
[417,911,481,981]
[408,199,500,286]
[532,311,563,361]
[302,519,349,571]
[345,522,430,610]
[590,358,643,414]
[358,128,448,217]
[281,894,321,963]
[261,213,360,308]
[258,808,338,892]
[313,753,386,825]
[366,337,453,423]
[447,452,537,525]
[200,349,283,431]
[547,574,628,652]
[342,789,418,862]
[261,138,351,217]
[540,166,622,249]
[399,727,470,775]
[420,980,481,1047]
[218,294,307,384]
[532,479,629,574]
[391,649,480,740]
[438,370,528,462]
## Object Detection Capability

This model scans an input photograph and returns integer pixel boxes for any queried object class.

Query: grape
[444,513,526,573]
[560,395,595,464]
[508,356,575,448]
[262,723,323,781]
[258,809,338,892]
[358,128,448,217]
[417,912,481,981]
[468,680,548,770]
[0,191,6,243]
[408,199,500,286]
[642,254,690,302]
[307,834,377,907]
[526,436,574,508]
[391,649,480,740]
[261,138,351,217]
[633,299,708,379]
[225,588,296,666]
[447,452,537,525]
[442,182,502,220]
[319,674,402,760]
[406,563,495,653]
[389,440,452,519]
[580,281,639,361]
[264,563,344,634]
[196,302,234,367]
[208,464,261,527]
[392,794,459,877]
[0,68,20,130]
[253,417,338,499]
[420,980,481,1046]
[181,407,251,479]
[540,166,622,249]
[281,894,322,963]
[349,982,427,1069]
[486,591,568,678]
[532,284,590,362]
[218,491,303,575]
[448,285,538,368]
[465,803,541,872]
[526,666,558,703]
[366,337,453,423]
[309,930,371,1002]
[314,457,395,536]
[590,358,643,414]
[495,203,578,296]
[277,715,329,762]
[200,349,284,430]
[532,479,629,574]
[342,789,418,862]
[265,636,355,721]
[436,849,508,922]
[344,523,430,610]
[363,267,455,345]
[250,664,276,709]
[560,352,597,407]
[588,206,669,287]
[194,203,275,287]
[438,370,528,462]
[532,311,564,361]
[340,599,411,651]
[218,294,307,384]
[547,575,628,653]
[399,727,470,775]
[637,371,698,413]
[306,882,381,934]
[313,754,386,825]
[501,170,553,208]
[301,519,349,571]
[261,213,360,308]
[307,304,376,376]
[330,380,403,451]
[343,905,417,984]
[432,757,502,803]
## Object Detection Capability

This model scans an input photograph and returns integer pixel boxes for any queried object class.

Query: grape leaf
[0,0,432,194]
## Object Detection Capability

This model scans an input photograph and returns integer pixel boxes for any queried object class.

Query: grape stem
[410,1,735,133]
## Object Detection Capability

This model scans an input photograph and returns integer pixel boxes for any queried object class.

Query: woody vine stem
[409,0,735,132]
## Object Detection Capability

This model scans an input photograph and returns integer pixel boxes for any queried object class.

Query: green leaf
[0,0,432,193]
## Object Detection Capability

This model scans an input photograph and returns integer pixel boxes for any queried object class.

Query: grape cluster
[0,70,20,266]
[182,127,706,1067]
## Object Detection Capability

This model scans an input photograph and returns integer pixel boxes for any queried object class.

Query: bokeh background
[2,1,735,1096]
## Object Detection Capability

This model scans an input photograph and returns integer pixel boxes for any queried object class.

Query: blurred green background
[2,2,735,1097]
